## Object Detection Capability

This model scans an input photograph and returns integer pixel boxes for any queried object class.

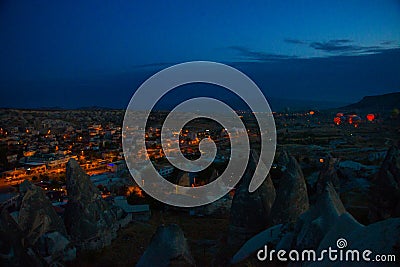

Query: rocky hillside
[340,92,400,112]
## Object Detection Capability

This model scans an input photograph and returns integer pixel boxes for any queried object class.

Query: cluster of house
[0,110,125,181]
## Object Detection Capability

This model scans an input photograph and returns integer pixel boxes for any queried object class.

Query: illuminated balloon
[366,114,375,122]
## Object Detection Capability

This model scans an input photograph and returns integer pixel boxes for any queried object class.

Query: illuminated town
[0,94,399,266]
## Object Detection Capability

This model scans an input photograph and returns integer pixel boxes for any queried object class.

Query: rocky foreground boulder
[232,179,400,266]
[315,156,340,196]
[192,193,233,217]
[228,150,276,247]
[270,155,309,225]
[137,224,195,267]
[369,144,400,222]
[276,150,290,170]
[377,143,400,190]
[18,181,67,244]
[0,209,44,267]
[64,159,118,250]
[17,181,75,263]
[230,182,344,264]
[294,182,346,250]
[309,217,400,267]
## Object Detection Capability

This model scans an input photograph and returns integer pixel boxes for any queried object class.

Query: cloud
[329,39,352,43]
[131,62,174,69]
[307,39,399,56]
[229,39,399,62]
[309,39,382,54]
[284,38,399,56]
[228,46,297,61]
[380,40,396,45]
[284,38,305,44]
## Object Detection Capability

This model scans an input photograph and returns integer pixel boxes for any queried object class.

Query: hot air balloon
[350,116,361,127]
[366,114,375,122]
[334,116,341,125]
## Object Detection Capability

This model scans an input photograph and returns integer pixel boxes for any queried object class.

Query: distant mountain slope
[340,92,400,112]
[268,97,349,112]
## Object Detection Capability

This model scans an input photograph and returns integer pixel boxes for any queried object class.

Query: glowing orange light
[366,114,375,122]
[334,117,341,125]
[127,186,144,198]
[309,111,315,115]
[319,158,324,163]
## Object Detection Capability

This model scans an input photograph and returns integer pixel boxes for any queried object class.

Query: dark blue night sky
[0,1,399,109]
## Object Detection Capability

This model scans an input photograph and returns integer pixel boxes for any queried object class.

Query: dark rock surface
[192,194,232,217]
[377,144,400,189]
[340,92,400,112]
[136,224,195,267]
[18,181,67,245]
[276,150,290,169]
[16,180,75,263]
[231,223,284,264]
[315,212,363,254]
[309,218,400,267]
[294,182,346,250]
[315,156,340,195]
[64,159,118,249]
[37,231,76,263]
[19,179,34,194]
[228,150,276,247]
[0,209,44,267]
[369,144,400,222]
[270,155,309,225]
[230,148,400,265]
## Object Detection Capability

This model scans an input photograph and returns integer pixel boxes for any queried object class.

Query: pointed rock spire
[137,224,195,267]
[18,181,67,245]
[270,155,309,225]
[226,150,276,252]
[64,159,117,248]
[369,144,400,221]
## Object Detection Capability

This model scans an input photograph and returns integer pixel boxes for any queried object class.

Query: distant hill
[77,106,118,111]
[339,92,400,112]
[268,97,349,112]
